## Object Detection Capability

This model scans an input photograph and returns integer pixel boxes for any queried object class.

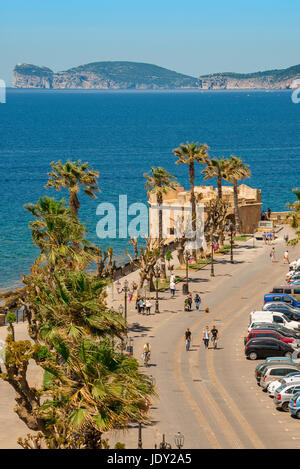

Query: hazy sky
[1,0,300,85]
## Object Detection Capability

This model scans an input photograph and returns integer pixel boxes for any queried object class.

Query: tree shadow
[129,323,152,333]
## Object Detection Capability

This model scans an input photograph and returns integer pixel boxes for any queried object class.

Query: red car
[246,329,295,345]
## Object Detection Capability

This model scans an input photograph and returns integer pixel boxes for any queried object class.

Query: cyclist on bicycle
[184,328,192,351]
[143,342,151,365]
[210,325,219,349]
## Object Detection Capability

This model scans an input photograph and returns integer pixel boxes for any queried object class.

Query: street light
[159,434,171,449]
[154,264,160,314]
[116,279,129,327]
[138,422,142,449]
[174,431,184,449]
[229,223,234,264]
[184,251,190,294]
[210,233,215,277]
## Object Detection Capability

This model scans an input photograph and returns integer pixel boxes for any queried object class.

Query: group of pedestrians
[184,325,219,351]
[184,293,201,311]
[136,296,152,315]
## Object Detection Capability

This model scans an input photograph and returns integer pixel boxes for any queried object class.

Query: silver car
[260,364,299,390]
[274,383,300,411]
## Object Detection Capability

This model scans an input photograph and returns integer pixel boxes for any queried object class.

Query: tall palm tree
[46,160,100,218]
[173,142,209,258]
[201,156,230,199]
[144,167,179,279]
[225,155,251,233]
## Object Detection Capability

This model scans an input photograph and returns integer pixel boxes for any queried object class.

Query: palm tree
[201,156,230,199]
[225,155,251,233]
[173,142,209,258]
[46,160,100,218]
[144,167,179,279]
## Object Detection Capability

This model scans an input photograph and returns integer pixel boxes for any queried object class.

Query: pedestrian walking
[145,299,152,315]
[283,250,290,264]
[187,293,193,311]
[139,298,145,314]
[270,247,276,262]
[170,272,176,283]
[202,326,210,349]
[262,232,267,244]
[184,328,192,351]
[194,294,201,310]
[284,234,289,244]
[170,279,176,297]
[267,232,272,244]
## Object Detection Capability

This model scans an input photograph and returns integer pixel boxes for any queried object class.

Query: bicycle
[143,351,150,367]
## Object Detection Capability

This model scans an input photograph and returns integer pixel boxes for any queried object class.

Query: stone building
[148,184,262,245]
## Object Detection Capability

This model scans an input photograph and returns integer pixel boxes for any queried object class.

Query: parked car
[249,311,300,331]
[264,293,300,308]
[267,372,300,397]
[245,338,296,361]
[271,286,300,301]
[274,383,300,411]
[255,357,297,383]
[245,329,296,345]
[260,363,299,390]
[288,391,300,418]
[263,302,300,321]
[250,322,300,340]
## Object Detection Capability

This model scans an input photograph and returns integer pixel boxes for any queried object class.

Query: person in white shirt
[170,280,176,297]
[145,299,152,315]
[202,326,210,349]
[283,250,290,264]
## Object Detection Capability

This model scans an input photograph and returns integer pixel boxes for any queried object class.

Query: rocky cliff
[198,64,300,90]
[13,62,300,90]
[13,62,200,89]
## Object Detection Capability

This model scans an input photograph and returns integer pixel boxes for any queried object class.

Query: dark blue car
[264,293,300,309]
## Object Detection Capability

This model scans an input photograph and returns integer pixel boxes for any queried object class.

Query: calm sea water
[0,89,300,290]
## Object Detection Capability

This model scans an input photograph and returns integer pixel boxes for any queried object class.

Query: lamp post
[229,223,234,264]
[116,279,129,323]
[184,251,189,294]
[159,434,171,449]
[210,233,215,277]
[174,432,184,449]
[154,264,160,314]
[138,422,142,449]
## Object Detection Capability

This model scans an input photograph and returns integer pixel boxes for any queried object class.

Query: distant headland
[12,61,300,90]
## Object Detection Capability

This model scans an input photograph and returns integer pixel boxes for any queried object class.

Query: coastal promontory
[12,61,300,90]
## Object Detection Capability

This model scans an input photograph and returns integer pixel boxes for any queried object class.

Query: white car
[267,380,282,396]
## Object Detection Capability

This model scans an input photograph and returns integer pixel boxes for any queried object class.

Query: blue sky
[1,0,300,84]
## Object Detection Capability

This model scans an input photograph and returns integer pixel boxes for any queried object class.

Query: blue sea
[0,89,300,290]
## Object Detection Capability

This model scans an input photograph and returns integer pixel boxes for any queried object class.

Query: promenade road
[1,227,299,448]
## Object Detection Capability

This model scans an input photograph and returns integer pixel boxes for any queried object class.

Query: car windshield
[276,384,288,393]
[283,314,291,322]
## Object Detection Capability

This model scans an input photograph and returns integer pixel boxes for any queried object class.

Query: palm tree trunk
[69,191,80,218]
[233,179,241,233]
[188,163,197,261]
[158,193,166,279]
[217,173,222,199]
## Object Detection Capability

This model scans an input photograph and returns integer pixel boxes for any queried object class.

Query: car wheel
[296,410,300,419]
[281,402,289,412]
[249,352,257,360]
[285,352,292,358]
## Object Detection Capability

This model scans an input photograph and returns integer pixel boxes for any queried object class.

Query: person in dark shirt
[210,325,219,349]
[184,328,192,351]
